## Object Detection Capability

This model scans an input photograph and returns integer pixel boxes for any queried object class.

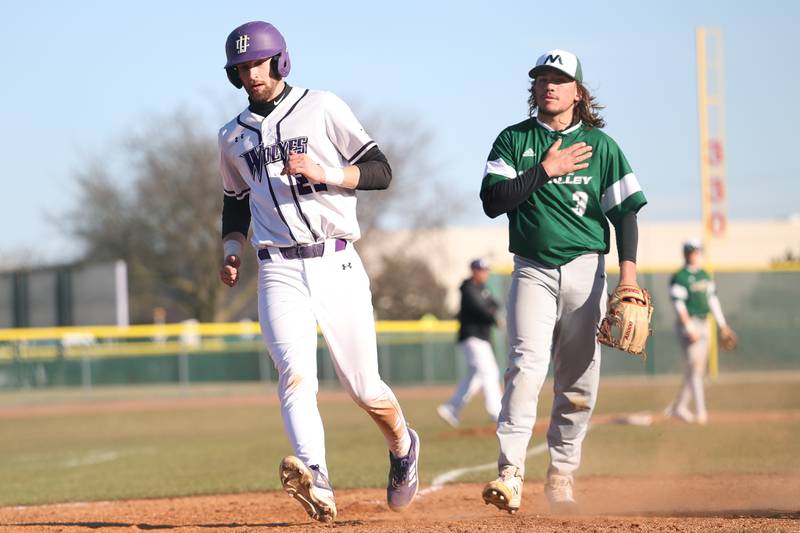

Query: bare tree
[371,254,449,319]
[65,111,257,323]
[355,112,460,318]
[356,112,463,251]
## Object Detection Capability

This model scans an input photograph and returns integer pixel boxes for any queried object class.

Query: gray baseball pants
[496,252,607,478]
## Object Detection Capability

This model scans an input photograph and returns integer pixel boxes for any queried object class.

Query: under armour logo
[544,54,563,65]
[342,263,352,270]
[235,35,250,54]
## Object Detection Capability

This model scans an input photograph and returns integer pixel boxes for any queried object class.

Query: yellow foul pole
[696,28,712,257]
[696,27,726,378]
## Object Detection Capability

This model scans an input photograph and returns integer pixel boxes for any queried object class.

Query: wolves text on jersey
[240,136,309,182]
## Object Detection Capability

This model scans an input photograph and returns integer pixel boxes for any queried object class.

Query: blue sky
[1,0,798,261]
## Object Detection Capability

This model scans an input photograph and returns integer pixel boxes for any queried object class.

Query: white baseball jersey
[217,85,412,475]
[218,87,375,247]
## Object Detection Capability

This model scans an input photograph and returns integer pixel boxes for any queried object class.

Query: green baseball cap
[528,49,583,82]
[683,239,703,254]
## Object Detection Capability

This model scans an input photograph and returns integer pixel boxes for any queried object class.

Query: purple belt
[258,239,347,261]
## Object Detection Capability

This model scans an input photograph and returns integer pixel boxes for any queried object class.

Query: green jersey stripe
[605,192,647,225]
[670,284,689,300]
[485,158,517,179]
[600,172,642,213]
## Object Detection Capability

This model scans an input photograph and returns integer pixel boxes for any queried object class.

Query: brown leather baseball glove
[719,325,738,351]
[597,284,654,358]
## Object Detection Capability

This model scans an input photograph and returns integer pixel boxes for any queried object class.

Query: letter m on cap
[545,54,563,65]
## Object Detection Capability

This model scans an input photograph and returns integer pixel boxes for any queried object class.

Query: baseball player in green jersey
[665,240,736,425]
[479,49,647,514]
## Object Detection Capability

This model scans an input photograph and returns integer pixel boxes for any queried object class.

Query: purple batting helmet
[224,21,291,88]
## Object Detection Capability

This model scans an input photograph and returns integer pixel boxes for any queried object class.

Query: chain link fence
[1,267,797,390]
[488,266,800,376]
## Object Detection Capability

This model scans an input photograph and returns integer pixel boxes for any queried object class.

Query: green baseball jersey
[670,267,715,317]
[481,118,647,266]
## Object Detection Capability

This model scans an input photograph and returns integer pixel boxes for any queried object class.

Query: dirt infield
[3,382,799,531]
[1,474,798,532]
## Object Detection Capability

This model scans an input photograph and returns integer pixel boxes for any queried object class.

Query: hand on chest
[238,133,333,194]
[239,135,310,179]
[521,136,598,187]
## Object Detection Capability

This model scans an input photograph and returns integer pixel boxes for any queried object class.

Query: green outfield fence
[488,263,800,377]
[0,321,465,390]
[0,265,798,390]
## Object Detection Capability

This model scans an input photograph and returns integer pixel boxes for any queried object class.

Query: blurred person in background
[437,259,502,427]
[665,239,737,425]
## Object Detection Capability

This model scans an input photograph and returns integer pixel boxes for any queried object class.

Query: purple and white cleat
[279,456,337,523]
[386,428,420,511]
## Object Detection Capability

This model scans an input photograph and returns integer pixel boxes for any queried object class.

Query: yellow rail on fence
[0,339,250,361]
[490,262,800,276]
[0,320,459,343]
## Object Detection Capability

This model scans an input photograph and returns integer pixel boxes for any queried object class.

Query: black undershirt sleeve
[480,164,550,218]
[221,194,251,238]
[614,211,639,263]
[354,146,392,190]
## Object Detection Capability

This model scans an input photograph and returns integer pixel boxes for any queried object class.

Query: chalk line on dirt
[417,440,550,498]
[368,430,584,504]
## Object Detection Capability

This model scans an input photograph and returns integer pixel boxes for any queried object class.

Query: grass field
[1,375,799,507]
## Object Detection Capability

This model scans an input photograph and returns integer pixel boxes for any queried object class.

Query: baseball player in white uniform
[437,259,502,427]
[217,21,419,523]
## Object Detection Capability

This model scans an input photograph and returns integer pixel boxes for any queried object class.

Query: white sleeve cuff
[322,166,345,186]
[708,295,727,328]
[223,239,242,259]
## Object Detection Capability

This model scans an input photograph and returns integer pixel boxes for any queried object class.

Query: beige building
[361,219,800,312]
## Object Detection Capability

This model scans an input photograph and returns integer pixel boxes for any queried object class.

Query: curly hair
[527,80,606,129]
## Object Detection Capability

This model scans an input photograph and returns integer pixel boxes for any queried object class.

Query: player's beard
[245,77,284,104]
[246,85,274,104]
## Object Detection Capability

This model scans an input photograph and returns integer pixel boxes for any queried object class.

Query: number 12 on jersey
[295,175,328,196]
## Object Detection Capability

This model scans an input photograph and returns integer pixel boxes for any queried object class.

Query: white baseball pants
[444,337,502,420]
[496,253,606,478]
[672,316,709,420]
[256,241,409,479]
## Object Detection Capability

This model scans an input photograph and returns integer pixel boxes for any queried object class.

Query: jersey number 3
[571,191,588,217]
